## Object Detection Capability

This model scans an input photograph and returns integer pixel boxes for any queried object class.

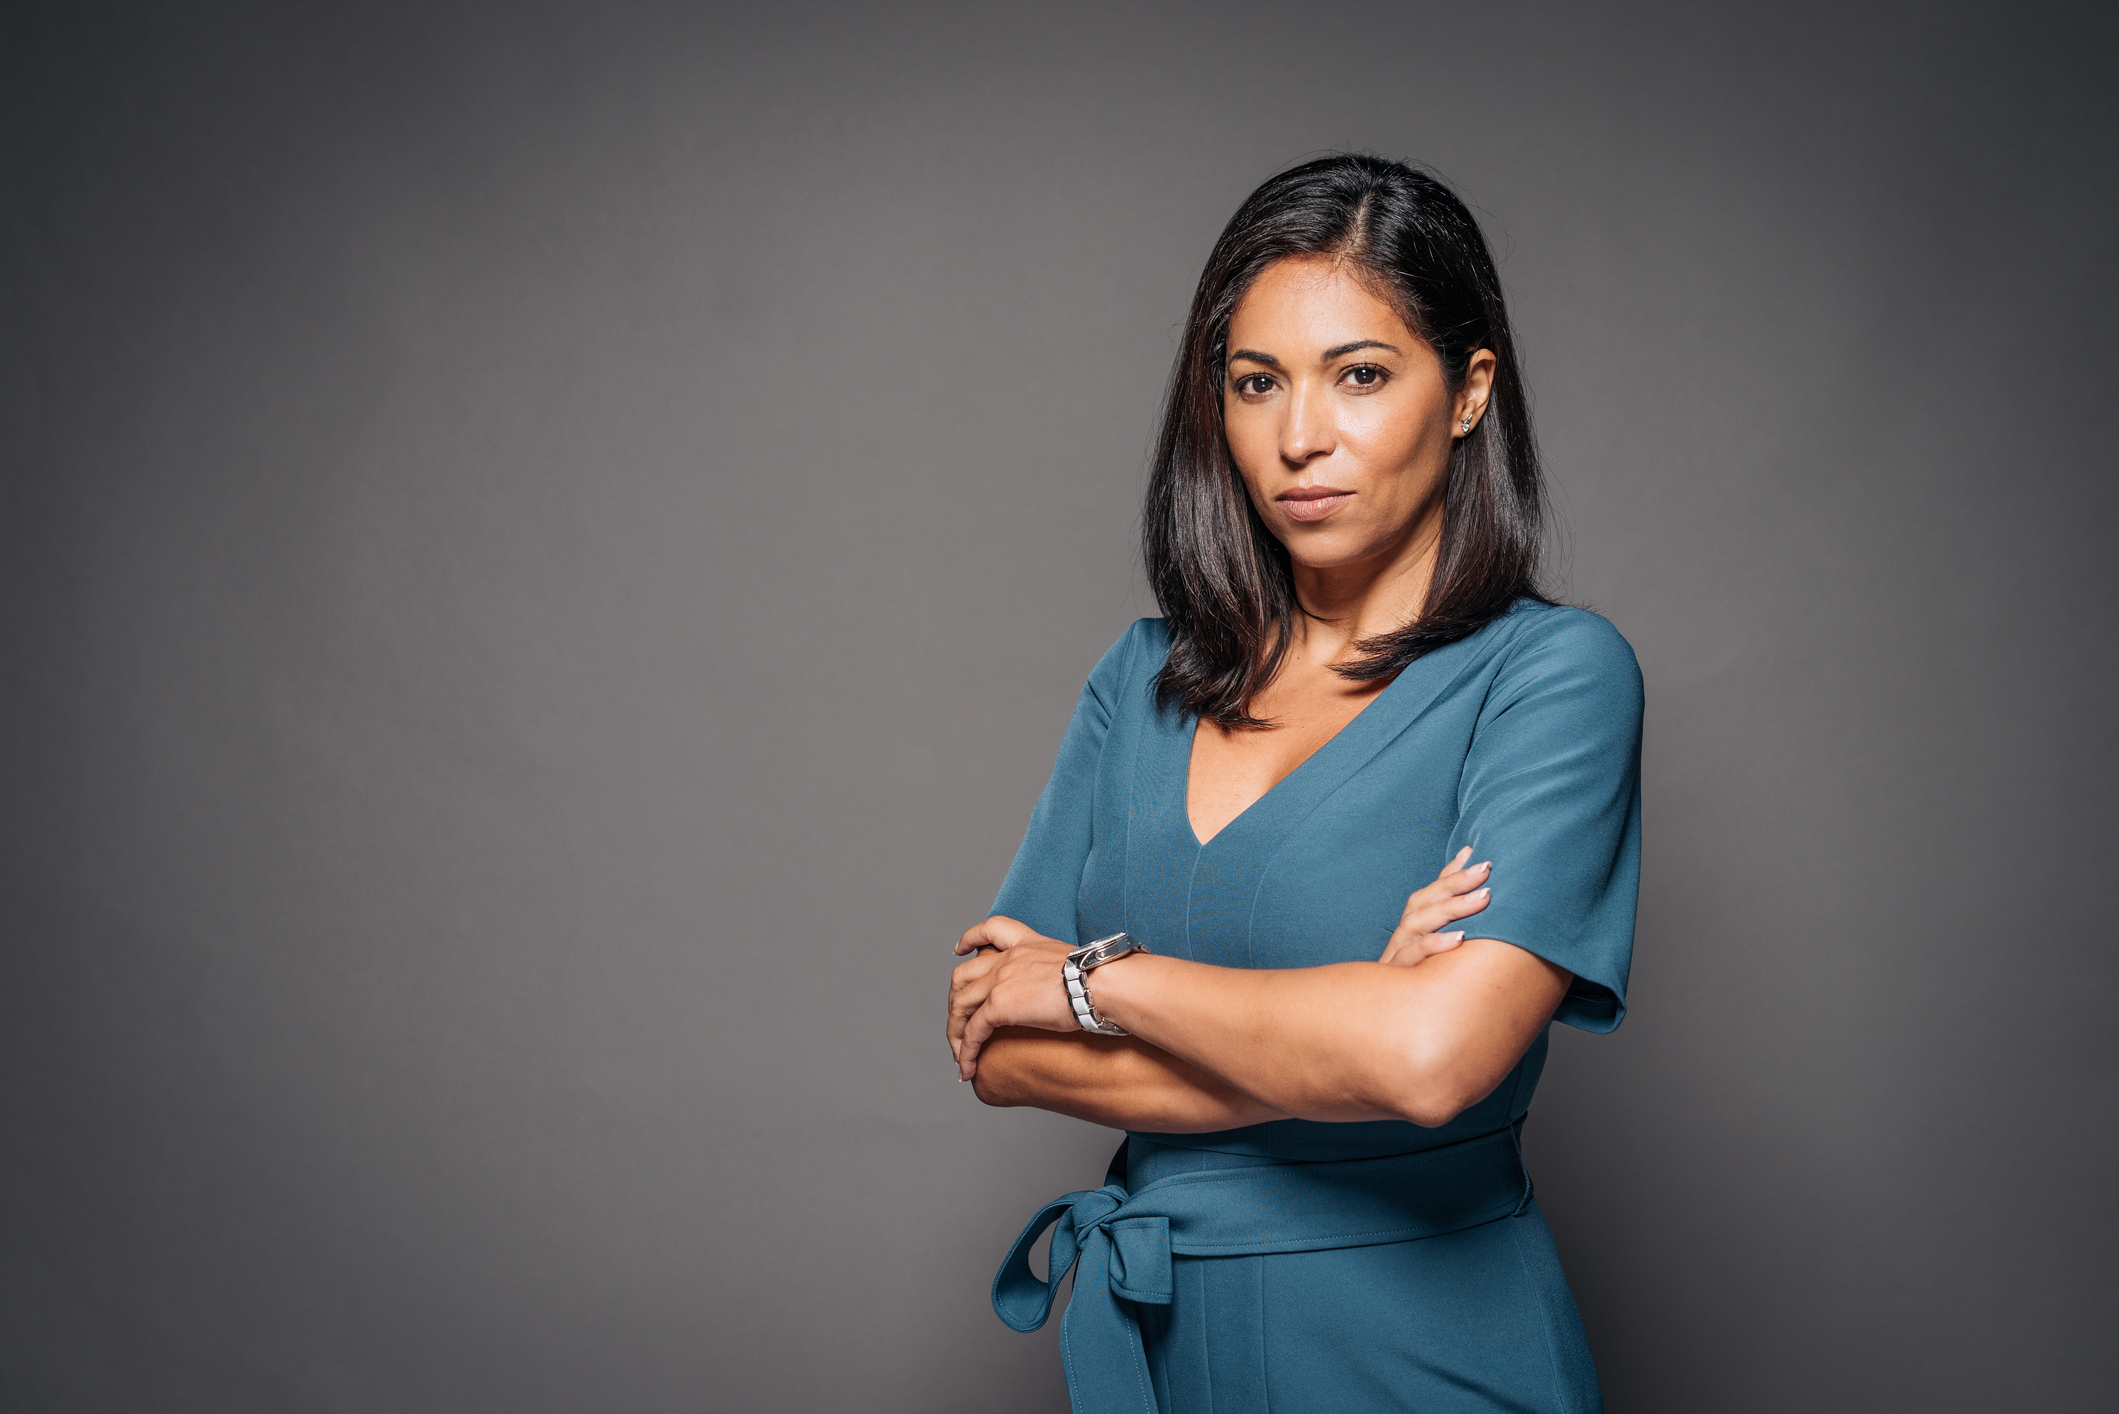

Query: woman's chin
[1281,529,1387,573]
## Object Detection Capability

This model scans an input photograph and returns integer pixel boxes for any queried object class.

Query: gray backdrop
[5,2,2114,1410]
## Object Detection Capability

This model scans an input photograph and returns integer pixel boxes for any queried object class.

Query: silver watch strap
[1062,961,1125,1035]
[1063,933,1147,1035]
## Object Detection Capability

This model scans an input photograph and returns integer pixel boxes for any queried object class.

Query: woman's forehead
[1229,256,1414,352]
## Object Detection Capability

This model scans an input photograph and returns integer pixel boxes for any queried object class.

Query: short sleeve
[988,622,1148,945]
[1448,608,1644,1032]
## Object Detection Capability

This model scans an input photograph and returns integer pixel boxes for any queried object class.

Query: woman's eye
[1239,375,1275,396]
[1345,365,1385,387]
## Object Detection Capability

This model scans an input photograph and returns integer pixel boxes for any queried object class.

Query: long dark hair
[1145,154,1548,728]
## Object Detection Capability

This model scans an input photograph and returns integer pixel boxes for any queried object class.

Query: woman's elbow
[969,1040,1031,1108]
[1390,1083,1472,1129]
[970,1068,1021,1108]
[1381,1045,1495,1129]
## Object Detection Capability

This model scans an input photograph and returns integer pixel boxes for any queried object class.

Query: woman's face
[1222,255,1490,576]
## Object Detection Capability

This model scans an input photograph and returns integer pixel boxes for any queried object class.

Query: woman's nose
[1281,382,1335,465]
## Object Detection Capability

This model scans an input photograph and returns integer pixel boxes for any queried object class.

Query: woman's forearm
[944,913,1562,1130]
[1084,942,1569,1127]
[971,1028,1287,1132]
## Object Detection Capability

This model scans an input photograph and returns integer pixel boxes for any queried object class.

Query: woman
[945,154,1641,1414]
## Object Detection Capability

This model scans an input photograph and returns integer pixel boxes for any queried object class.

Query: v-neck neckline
[1157,615,1511,855]
[1183,685,1393,849]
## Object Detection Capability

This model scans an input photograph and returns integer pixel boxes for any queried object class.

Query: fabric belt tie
[992,1120,1534,1414]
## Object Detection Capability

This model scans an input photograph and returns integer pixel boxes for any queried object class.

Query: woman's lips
[1276,487,1354,522]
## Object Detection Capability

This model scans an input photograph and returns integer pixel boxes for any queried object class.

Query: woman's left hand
[948,916,1079,1080]
[1378,848,1492,966]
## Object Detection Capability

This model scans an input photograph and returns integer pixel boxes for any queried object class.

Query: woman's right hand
[1378,848,1492,966]
[947,916,1082,1080]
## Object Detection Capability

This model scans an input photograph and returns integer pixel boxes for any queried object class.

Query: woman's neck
[1287,511,1443,664]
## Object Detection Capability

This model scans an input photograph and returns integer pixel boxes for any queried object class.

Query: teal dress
[986,601,1643,1414]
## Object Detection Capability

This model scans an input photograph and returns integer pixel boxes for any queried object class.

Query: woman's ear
[1455,349,1498,435]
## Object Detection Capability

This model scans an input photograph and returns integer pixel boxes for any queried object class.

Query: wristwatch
[1063,933,1148,1035]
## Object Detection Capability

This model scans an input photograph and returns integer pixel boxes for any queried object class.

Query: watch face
[1072,933,1141,973]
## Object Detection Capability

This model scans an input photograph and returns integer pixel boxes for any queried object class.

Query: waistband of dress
[991,1115,1535,1344]
[1106,1116,1533,1256]
[1122,1114,1531,1190]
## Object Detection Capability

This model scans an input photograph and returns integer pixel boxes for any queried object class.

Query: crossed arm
[945,851,1571,1132]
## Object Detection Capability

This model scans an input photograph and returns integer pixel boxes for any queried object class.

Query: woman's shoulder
[1082,617,1173,703]
[1484,600,1644,711]
[1123,616,1173,660]
[1496,599,1640,674]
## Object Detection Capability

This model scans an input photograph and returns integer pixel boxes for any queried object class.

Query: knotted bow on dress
[992,1122,1535,1414]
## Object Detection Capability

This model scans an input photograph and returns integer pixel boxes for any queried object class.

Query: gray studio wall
[5,2,2114,1410]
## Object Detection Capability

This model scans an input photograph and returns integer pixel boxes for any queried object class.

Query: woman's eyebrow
[1322,339,1402,360]
[1227,348,1281,367]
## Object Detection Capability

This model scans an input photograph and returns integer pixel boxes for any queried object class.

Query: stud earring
[1459,415,1473,433]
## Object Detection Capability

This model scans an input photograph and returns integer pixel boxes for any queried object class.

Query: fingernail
[1475,861,1491,872]
[1474,887,1489,898]
[1445,931,1464,941]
